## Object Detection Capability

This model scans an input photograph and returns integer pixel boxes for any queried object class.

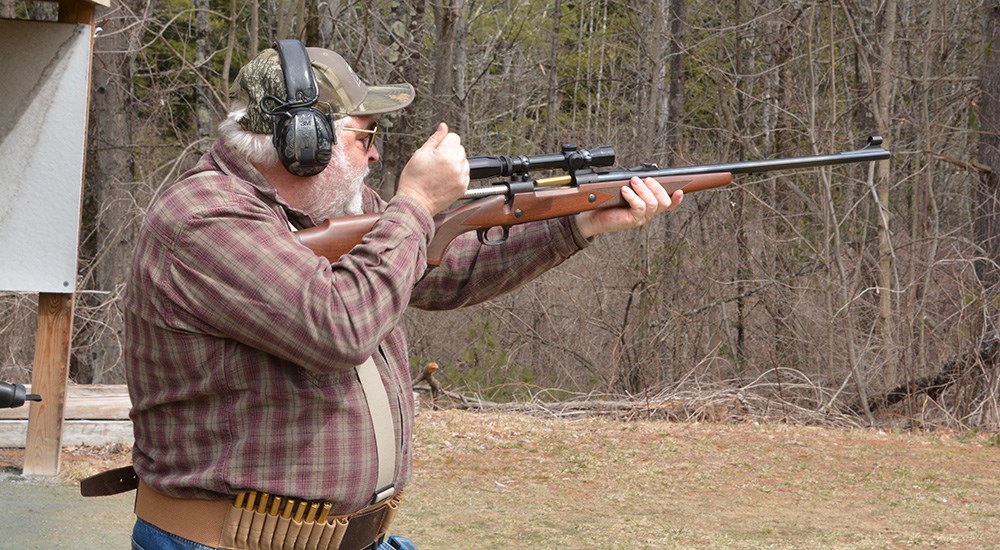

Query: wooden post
[57,0,96,24]
[22,293,76,476]
[1,1,106,475]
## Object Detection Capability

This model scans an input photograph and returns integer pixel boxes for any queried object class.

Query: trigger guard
[477,226,510,246]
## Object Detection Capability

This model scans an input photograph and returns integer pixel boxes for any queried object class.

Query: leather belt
[134,481,401,550]
[135,480,230,547]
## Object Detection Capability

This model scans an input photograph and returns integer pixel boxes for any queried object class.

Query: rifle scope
[468,144,615,180]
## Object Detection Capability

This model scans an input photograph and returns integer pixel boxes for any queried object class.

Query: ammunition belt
[134,480,401,550]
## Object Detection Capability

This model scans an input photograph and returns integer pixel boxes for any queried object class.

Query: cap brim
[307,46,415,116]
[349,83,415,116]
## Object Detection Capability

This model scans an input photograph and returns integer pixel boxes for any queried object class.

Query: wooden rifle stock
[295,172,732,266]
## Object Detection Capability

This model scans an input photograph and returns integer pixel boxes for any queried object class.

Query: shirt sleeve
[408,215,591,310]
[358,184,592,310]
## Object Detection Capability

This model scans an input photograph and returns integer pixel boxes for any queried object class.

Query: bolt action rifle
[297,136,890,266]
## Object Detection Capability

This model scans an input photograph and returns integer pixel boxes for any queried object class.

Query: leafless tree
[1,0,997,428]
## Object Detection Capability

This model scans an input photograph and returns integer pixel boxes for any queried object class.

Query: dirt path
[2,410,998,548]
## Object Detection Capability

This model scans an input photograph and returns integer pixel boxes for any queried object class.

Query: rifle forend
[297,136,890,266]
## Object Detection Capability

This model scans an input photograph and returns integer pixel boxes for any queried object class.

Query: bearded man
[119,41,681,550]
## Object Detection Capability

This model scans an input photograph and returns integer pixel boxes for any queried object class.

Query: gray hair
[218,110,348,167]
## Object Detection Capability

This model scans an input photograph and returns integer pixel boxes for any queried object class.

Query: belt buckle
[371,484,396,505]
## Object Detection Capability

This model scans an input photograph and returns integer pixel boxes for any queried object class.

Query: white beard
[305,144,368,221]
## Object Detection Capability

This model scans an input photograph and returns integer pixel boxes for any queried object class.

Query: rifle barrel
[598,136,890,181]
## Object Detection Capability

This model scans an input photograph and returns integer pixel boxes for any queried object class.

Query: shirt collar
[209,138,317,229]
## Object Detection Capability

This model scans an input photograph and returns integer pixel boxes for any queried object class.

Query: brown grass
[399,410,1000,549]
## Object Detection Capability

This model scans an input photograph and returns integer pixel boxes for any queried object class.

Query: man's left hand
[574,176,683,239]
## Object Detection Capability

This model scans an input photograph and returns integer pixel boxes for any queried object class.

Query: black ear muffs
[264,40,335,177]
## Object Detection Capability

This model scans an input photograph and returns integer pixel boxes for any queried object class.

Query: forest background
[1,0,999,431]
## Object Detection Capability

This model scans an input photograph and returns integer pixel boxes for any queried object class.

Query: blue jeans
[131,519,213,550]
[131,519,417,550]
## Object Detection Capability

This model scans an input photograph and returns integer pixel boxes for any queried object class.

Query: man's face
[306,115,379,220]
[339,115,381,166]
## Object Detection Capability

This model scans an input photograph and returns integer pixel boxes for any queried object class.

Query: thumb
[421,122,450,150]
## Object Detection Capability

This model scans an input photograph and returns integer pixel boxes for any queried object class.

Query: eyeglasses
[342,121,379,152]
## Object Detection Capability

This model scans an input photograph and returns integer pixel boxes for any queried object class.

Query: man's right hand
[397,123,470,216]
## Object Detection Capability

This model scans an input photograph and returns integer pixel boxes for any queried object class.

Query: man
[121,41,681,550]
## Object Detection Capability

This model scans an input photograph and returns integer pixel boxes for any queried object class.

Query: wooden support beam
[0,384,133,448]
[0,384,131,421]
[57,0,96,24]
[0,420,133,448]
[22,292,76,475]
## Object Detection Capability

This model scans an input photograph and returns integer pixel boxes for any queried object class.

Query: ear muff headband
[264,40,335,177]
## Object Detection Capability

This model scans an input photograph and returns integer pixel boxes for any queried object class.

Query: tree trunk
[664,0,685,165]
[732,0,749,372]
[74,3,140,383]
[221,0,238,102]
[453,2,469,137]
[430,0,461,126]
[304,0,319,47]
[976,1,1000,336]
[904,0,945,400]
[544,0,562,149]
[642,0,667,159]
[873,0,898,383]
[276,0,301,39]
[249,0,260,57]
[195,0,212,139]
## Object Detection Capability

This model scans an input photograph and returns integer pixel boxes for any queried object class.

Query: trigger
[476,226,510,246]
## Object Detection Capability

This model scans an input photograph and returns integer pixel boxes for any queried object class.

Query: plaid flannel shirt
[124,138,590,514]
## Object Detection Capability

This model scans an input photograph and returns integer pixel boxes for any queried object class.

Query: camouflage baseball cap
[232,47,415,134]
